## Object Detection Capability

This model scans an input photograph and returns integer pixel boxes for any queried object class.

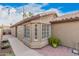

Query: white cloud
[46,8,63,16]
[0,5,23,25]
[0,3,48,25]
[16,3,46,15]
[0,3,64,25]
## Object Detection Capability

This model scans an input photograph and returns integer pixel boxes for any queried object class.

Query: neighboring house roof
[11,11,57,28]
[50,11,79,24]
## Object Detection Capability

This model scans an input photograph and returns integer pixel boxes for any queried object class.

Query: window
[15,26,17,37]
[42,24,47,39]
[24,25,26,37]
[42,24,50,39]
[46,25,50,38]
[24,26,30,38]
[35,24,37,39]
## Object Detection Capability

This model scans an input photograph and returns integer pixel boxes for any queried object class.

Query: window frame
[42,24,50,39]
[24,25,30,38]
[35,24,37,39]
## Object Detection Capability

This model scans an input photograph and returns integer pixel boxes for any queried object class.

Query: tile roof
[51,11,79,24]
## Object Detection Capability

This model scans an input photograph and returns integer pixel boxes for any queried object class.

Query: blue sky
[0,3,79,25]
[0,3,79,13]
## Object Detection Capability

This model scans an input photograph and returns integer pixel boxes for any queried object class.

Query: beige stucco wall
[52,21,79,49]
[11,27,16,37]
[17,25,24,41]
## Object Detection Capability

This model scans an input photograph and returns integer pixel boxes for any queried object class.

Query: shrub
[48,36,61,48]
[1,45,10,49]
[1,43,10,49]
[2,40,8,43]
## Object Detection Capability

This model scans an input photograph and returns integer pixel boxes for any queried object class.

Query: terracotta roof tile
[51,11,79,24]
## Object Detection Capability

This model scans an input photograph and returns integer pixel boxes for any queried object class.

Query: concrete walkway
[2,35,42,56]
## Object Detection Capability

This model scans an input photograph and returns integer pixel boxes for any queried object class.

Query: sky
[0,3,79,25]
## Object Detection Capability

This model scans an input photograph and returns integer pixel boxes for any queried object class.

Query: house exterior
[50,12,79,50]
[11,11,79,50]
[11,11,57,48]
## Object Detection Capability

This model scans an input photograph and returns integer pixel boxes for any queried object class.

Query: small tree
[28,12,33,16]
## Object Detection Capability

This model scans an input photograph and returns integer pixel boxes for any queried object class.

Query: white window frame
[33,24,38,41]
[42,24,51,40]
[25,26,30,38]
[42,24,47,39]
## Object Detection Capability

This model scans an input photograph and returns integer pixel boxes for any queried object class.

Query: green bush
[1,43,10,49]
[1,45,10,49]
[2,40,8,43]
[48,36,61,48]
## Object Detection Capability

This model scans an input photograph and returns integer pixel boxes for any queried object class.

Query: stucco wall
[52,21,79,49]
[11,27,16,37]
[17,25,24,41]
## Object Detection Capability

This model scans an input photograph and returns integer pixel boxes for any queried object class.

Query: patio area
[1,35,78,56]
[34,45,78,56]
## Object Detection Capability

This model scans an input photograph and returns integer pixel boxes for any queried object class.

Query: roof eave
[50,17,79,24]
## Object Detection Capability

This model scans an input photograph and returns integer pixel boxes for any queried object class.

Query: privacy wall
[52,21,79,49]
